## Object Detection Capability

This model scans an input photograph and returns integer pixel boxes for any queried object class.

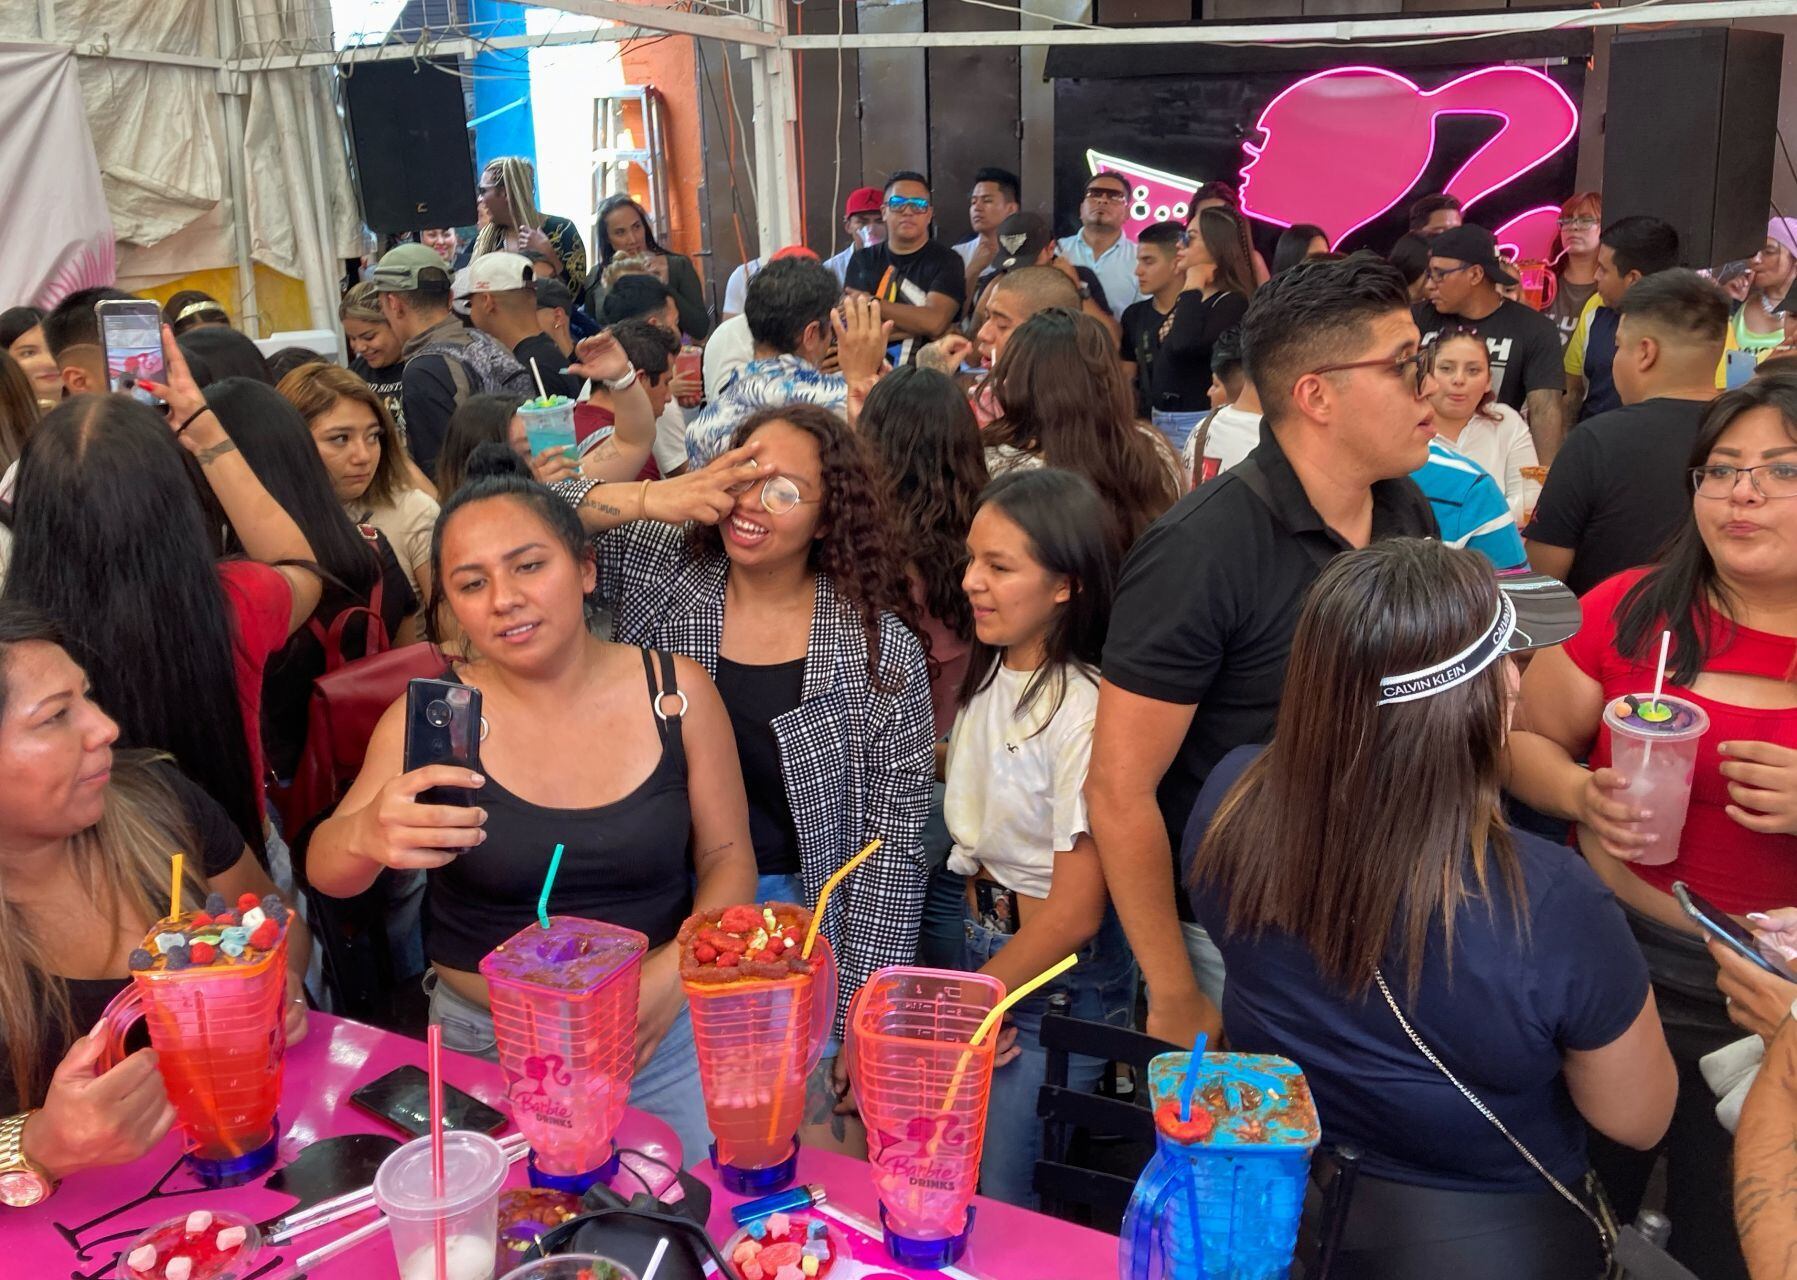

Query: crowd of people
[4,154,1797,1280]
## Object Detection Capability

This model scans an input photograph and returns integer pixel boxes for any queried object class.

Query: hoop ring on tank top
[426,649,695,971]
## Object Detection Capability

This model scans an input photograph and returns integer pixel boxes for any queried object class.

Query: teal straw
[1179,1032,1207,1121]
[537,843,565,929]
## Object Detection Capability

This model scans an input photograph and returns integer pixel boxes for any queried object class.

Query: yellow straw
[170,852,184,920]
[801,839,881,959]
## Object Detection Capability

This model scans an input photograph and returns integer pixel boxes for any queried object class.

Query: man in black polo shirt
[1088,253,1439,1044]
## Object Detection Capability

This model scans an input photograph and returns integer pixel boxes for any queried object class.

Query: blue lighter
[730,1184,830,1228]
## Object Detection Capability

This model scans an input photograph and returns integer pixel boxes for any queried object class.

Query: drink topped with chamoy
[127,892,291,974]
[678,903,823,983]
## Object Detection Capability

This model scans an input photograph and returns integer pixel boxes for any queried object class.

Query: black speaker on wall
[1604,27,1783,269]
[343,58,478,235]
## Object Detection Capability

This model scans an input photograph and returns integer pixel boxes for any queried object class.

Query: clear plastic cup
[374,1131,509,1280]
[849,966,1006,1268]
[1602,694,1710,867]
[501,1256,640,1280]
[518,397,577,458]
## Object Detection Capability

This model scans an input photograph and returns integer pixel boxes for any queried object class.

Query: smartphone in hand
[95,298,166,406]
[403,678,482,808]
[1674,881,1796,980]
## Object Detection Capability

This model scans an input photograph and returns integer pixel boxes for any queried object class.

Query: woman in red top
[1509,375,1797,1280]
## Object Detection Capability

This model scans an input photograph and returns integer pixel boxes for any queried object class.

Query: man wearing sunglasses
[1088,253,1438,1048]
[1056,171,1141,320]
[1415,224,1567,461]
[843,171,966,362]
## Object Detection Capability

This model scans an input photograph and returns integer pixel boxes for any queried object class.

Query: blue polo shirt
[1412,438,1526,569]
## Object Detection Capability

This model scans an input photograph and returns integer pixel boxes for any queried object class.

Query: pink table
[11,1014,1115,1279]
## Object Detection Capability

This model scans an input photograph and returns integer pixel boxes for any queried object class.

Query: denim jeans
[1180,920,1228,1008]
[960,906,1138,1209]
[426,972,714,1164]
[1151,408,1208,455]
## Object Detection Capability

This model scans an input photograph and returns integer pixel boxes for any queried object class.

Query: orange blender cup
[98,913,290,1188]
[481,916,647,1193]
[684,921,837,1193]
[849,966,1006,1269]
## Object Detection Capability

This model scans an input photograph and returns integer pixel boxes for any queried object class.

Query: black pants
[1587,905,1748,1280]
[1328,1170,1605,1279]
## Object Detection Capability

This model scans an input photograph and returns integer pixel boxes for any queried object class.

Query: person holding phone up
[1506,376,1797,1280]
[307,340,759,1160]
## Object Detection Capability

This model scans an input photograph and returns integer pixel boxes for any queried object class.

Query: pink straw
[427,1024,447,1280]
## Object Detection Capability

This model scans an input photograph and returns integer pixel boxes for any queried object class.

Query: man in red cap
[823,186,887,284]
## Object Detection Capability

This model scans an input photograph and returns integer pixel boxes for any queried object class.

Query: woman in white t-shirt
[1428,328,1542,522]
[943,467,1137,1210]
[278,363,441,638]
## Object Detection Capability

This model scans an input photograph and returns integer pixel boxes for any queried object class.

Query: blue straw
[537,843,565,929]
[1179,1032,1207,1122]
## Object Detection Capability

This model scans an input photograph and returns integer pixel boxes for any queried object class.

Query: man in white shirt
[1055,171,1141,320]
[953,167,1021,312]
[822,186,886,284]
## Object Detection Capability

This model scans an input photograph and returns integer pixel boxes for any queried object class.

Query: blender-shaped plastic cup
[849,966,1006,1268]
[481,916,647,1193]
[1602,694,1710,867]
[685,929,837,1193]
[1120,1051,1319,1280]
[97,915,290,1187]
[518,396,578,459]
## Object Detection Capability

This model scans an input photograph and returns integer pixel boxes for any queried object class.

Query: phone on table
[349,1065,507,1138]
[403,678,482,808]
[1673,881,1795,980]
[94,298,166,405]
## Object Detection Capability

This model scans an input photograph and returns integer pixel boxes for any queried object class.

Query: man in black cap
[1415,224,1567,460]
[966,211,1116,339]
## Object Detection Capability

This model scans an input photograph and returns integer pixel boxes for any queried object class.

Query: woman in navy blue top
[1182,539,1674,1279]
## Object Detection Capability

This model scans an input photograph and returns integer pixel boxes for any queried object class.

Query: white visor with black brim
[1376,569,1580,706]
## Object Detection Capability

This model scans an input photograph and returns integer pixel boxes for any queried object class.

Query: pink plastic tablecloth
[10,1014,1115,1279]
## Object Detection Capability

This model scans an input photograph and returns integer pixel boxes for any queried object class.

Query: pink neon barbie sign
[1087,63,1579,262]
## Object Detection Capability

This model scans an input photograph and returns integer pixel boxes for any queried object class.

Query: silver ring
[654,690,690,722]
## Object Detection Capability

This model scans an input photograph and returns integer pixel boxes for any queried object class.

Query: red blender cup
[481,916,648,1193]
[848,966,1006,1268]
[98,905,291,1188]
[682,903,838,1193]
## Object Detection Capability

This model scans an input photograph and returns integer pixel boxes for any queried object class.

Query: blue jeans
[1151,408,1207,454]
[427,972,714,1164]
[961,906,1138,1209]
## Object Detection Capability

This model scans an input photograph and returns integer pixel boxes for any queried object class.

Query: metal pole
[213,0,262,337]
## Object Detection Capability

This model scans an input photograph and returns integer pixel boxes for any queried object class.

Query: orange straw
[801,839,881,960]
[427,1024,446,1280]
[169,852,184,920]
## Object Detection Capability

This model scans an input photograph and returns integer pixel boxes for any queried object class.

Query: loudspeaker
[1604,27,1783,268]
[343,58,478,235]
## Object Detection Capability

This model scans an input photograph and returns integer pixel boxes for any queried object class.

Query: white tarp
[0,44,113,307]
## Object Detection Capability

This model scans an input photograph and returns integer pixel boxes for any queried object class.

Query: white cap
[465,251,534,295]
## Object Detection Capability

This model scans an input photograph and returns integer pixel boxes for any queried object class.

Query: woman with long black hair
[3,336,322,858]
[591,194,710,340]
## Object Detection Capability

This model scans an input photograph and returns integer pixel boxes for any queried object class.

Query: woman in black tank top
[309,446,756,1142]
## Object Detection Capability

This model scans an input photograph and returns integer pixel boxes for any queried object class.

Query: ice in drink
[1602,693,1710,867]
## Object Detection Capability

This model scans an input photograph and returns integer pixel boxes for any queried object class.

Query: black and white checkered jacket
[573,510,933,1035]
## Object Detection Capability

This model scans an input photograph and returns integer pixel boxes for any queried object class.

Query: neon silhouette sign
[1086,63,1579,262]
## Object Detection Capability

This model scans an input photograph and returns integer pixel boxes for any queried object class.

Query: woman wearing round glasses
[1508,375,1797,1277]
[1546,192,1602,346]
[557,403,935,1146]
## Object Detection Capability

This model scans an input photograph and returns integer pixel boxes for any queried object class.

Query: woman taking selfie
[307,447,756,1157]
[0,604,309,1198]
[1507,377,1797,1280]
[1187,539,1674,1278]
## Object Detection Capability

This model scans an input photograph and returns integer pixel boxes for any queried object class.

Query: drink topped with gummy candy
[1607,694,1704,737]
[127,892,291,974]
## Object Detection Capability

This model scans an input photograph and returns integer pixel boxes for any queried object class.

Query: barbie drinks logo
[509,1053,575,1130]
[1089,64,1579,262]
[870,1115,972,1189]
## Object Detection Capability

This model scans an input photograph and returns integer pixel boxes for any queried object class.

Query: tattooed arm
[1737,1015,1797,1278]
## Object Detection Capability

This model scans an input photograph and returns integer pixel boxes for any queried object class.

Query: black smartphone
[403,678,482,807]
[1673,881,1796,980]
[348,1065,507,1139]
[95,298,166,404]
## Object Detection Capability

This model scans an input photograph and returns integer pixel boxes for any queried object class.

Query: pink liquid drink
[849,966,1006,1269]
[482,916,647,1192]
[1602,694,1710,867]
[99,899,292,1187]
[680,903,837,1192]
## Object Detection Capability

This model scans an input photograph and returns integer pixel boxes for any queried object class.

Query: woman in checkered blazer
[557,405,936,1064]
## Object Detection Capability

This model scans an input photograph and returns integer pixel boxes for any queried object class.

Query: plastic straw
[1179,1033,1208,1122]
[931,954,1081,1151]
[538,843,565,929]
[169,852,183,920]
[529,357,549,400]
[292,1214,391,1271]
[427,1024,446,1280]
[642,1237,671,1280]
[801,839,881,959]
[1644,629,1672,768]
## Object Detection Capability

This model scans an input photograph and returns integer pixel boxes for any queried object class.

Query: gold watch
[0,1111,56,1207]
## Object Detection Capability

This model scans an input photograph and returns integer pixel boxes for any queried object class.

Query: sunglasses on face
[887,196,930,213]
[1307,345,1436,396]
[726,473,820,516]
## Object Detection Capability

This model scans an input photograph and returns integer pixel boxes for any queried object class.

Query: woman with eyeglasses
[1738,220,1797,361]
[1507,376,1797,1279]
[556,404,935,1149]
[592,194,710,341]
[474,157,590,312]
[1546,192,1602,347]
[1188,538,1673,1278]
